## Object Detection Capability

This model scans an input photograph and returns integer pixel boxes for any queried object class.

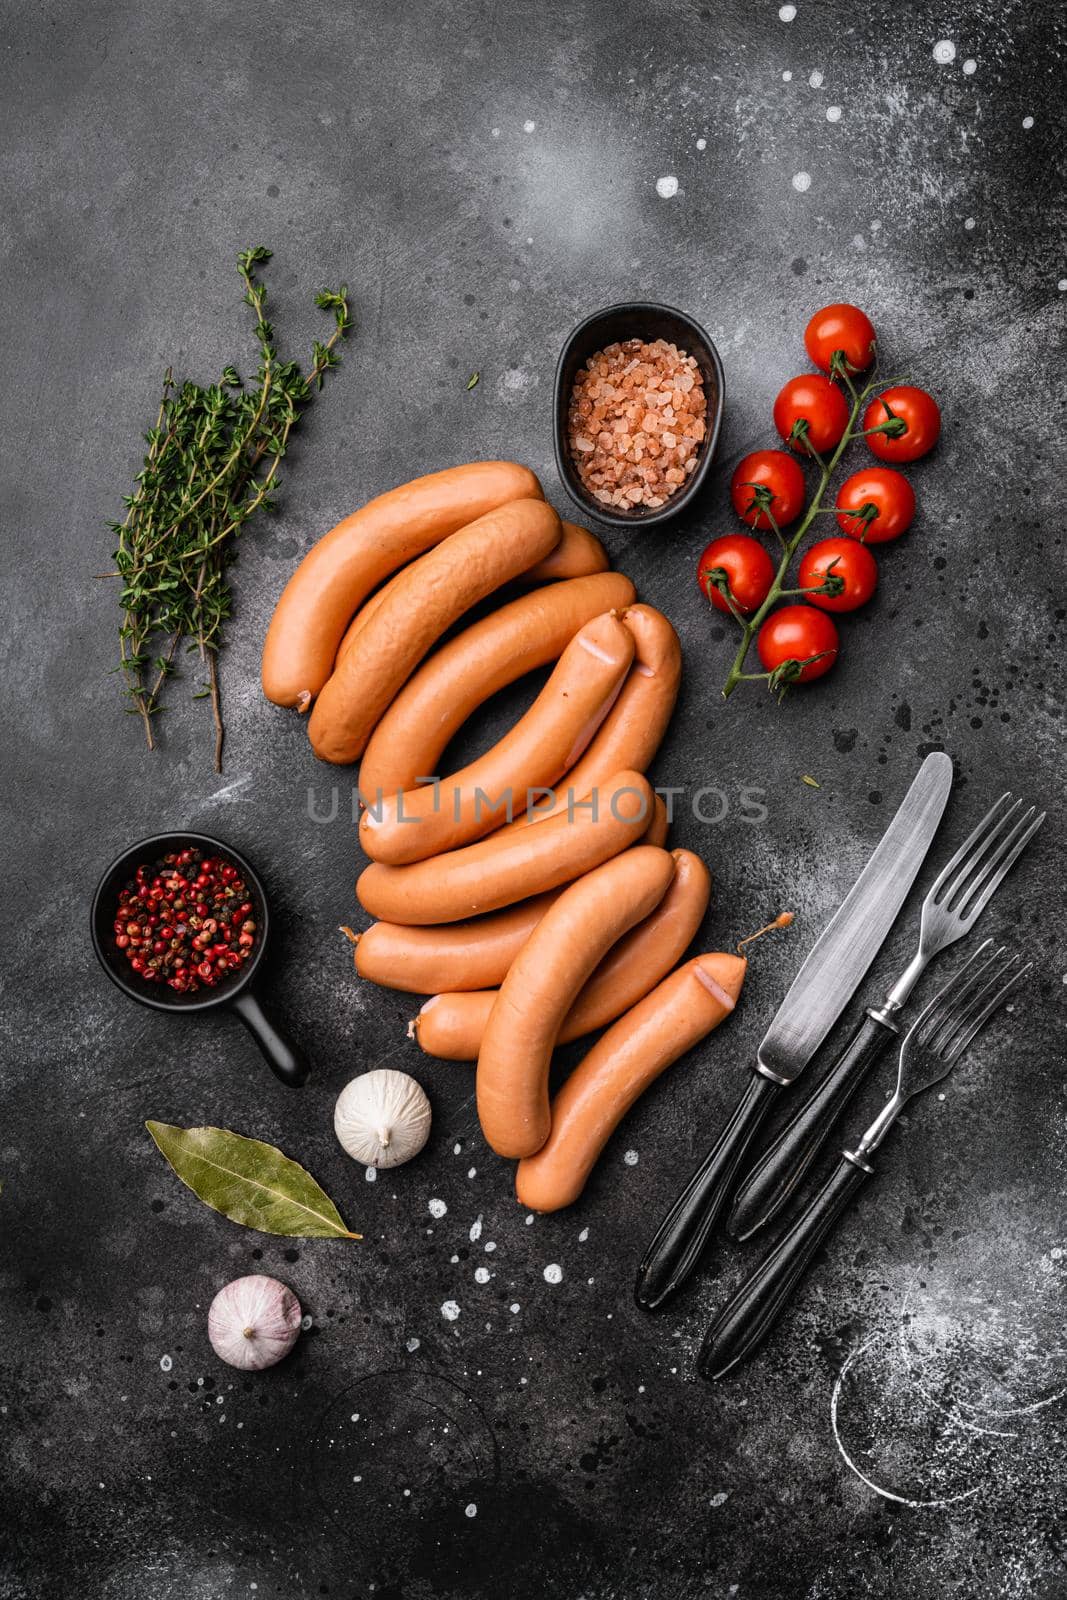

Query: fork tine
[927,793,1013,903]
[918,944,1006,1051]
[961,809,1045,922]
[905,938,994,1046]
[927,952,1018,1056]
[943,960,1033,1062]
[942,798,1025,914]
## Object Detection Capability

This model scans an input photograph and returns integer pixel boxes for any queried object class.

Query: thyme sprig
[108,247,351,769]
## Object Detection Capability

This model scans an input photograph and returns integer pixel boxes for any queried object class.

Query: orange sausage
[309,499,561,764]
[524,522,608,581]
[357,769,654,925]
[336,522,609,666]
[641,793,669,849]
[350,891,563,994]
[503,604,681,830]
[360,613,635,865]
[335,565,413,662]
[357,572,636,807]
[413,848,710,1059]
[262,461,542,708]
[515,951,747,1213]
[476,846,676,1157]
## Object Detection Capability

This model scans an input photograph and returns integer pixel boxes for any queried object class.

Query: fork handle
[635,1072,781,1311]
[725,1010,896,1242]
[698,1152,874,1380]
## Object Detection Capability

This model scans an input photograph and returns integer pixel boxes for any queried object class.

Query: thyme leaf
[110,248,352,770]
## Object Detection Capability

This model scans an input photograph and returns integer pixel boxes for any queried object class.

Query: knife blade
[634,750,953,1311]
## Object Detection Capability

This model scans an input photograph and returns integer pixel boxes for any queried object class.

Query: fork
[699,941,1032,1379]
[726,792,1044,1242]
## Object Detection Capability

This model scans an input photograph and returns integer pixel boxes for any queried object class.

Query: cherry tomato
[773,375,850,456]
[757,606,839,683]
[803,303,877,374]
[863,385,941,463]
[834,466,915,543]
[698,534,775,614]
[797,537,878,613]
[730,450,807,531]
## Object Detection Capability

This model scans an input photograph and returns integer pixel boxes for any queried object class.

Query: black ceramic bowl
[554,302,725,529]
[90,831,308,1087]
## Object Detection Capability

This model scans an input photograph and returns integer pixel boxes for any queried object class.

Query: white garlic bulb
[334,1068,431,1168]
[207,1274,302,1371]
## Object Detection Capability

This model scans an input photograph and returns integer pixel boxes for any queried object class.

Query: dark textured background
[2,2,1065,1596]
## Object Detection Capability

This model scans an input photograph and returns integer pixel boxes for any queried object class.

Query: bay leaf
[146,1121,360,1240]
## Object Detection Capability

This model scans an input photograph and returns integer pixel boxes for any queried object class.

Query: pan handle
[231,990,309,1087]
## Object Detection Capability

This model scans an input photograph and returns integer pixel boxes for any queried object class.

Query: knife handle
[635,1072,781,1311]
[698,1151,874,1380]
[726,1010,896,1242]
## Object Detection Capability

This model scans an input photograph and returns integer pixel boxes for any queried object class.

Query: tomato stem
[720,390,862,699]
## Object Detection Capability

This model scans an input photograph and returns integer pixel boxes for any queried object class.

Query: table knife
[634,750,953,1312]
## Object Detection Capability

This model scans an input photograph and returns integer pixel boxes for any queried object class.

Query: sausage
[335,565,412,662]
[502,605,681,830]
[262,461,542,708]
[356,769,654,925]
[348,891,563,994]
[412,848,710,1059]
[309,499,562,764]
[357,572,636,806]
[476,846,676,1158]
[515,951,747,1213]
[360,612,635,865]
[641,793,669,849]
[524,522,608,581]
[335,522,609,669]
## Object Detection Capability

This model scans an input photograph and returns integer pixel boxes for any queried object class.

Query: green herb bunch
[109,247,351,770]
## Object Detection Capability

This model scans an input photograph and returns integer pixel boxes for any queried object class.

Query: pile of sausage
[262,462,748,1211]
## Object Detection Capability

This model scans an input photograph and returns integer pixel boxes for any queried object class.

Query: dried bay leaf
[146,1122,360,1240]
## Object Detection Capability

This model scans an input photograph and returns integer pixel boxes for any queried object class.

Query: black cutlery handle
[232,990,310,1087]
[726,1010,895,1242]
[698,1152,873,1380]
[635,1072,781,1311]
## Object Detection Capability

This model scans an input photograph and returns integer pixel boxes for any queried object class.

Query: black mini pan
[90,831,308,1088]
[553,301,725,529]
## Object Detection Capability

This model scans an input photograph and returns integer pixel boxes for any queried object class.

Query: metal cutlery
[726,792,1044,1243]
[699,941,1032,1380]
[634,752,954,1312]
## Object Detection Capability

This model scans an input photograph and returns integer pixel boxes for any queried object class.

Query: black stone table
[2,3,1064,1596]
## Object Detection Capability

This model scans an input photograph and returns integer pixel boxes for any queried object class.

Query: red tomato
[797,537,878,613]
[804,303,877,374]
[757,606,839,683]
[863,386,941,462]
[835,467,915,543]
[730,450,807,530]
[698,534,775,614]
[773,375,850,456]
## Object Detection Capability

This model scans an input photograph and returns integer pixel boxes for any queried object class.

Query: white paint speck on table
[655,175,679,199]
[440,1300,460,1321]
[543,1263,563,1284]
[933,39,957,65]
[778,4,796,20]
[792,171,812,192]
[826,105,842,122]
[428,1198,447,1219]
